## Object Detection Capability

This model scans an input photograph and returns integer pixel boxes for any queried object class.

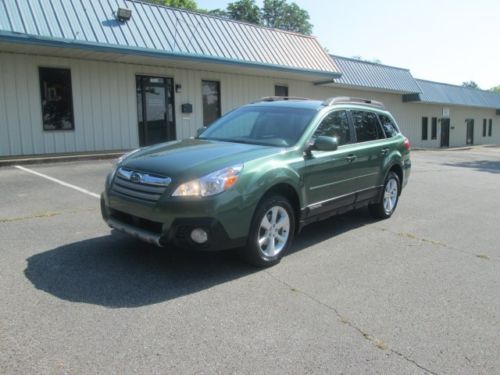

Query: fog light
[190,228,208,244]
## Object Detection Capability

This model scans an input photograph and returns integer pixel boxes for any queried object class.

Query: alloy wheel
[257,206,290,257]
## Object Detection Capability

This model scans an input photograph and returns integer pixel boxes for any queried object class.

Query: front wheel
[240,195,295,267]
[369,171,400,219]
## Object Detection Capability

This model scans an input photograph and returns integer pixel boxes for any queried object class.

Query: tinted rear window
[378,114,400,138]
[351,111,384,142]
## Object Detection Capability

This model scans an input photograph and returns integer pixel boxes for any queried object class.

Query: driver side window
[313,110,351,146]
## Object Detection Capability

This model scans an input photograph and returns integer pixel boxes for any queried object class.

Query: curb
[0,151,126,167]
[413,145,497,152]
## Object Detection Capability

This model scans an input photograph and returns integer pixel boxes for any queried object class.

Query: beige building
[1,0,499,157]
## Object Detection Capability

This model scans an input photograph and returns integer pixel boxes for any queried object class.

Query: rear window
[351,111,384,142]
[378,114,400,138]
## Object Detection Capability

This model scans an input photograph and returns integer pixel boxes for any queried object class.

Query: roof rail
[322,96,385,109]
[255,96,311,103]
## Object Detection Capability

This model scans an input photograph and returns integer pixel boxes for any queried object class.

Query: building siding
[0,51,498,157]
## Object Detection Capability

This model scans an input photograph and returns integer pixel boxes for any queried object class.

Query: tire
[369,171,400,219]
[240,195,295,267]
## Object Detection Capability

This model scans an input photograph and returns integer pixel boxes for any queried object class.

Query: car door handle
[380,148,389,156]
[345,154,357,162]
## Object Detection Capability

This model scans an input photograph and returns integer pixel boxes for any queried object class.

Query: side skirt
[298,186,383,231]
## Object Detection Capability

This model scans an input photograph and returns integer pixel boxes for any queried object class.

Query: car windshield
[199,106,316,147]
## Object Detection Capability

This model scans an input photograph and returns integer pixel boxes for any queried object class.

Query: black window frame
[421,117,428,140]
[483,119,487,137]
[431,117,437,140]
[274,84,289,97]
[489,119,493,137]
[202,80,221,127]
[39,66,75,131]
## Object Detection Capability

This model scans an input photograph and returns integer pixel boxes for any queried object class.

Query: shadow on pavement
[24,209,375,308]
[443,160,500,174]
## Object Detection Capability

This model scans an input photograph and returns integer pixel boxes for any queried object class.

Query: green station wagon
[101,97,411,266]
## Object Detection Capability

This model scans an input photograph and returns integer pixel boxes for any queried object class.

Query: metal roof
[0,0,340,78]
[328,55,422,94]
[404,80,500,110]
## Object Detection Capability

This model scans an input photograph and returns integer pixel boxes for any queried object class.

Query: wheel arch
[258,183,301,233]
[387,163,403,194]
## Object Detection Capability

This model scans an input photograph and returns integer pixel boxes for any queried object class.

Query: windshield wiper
[203,137,258,145]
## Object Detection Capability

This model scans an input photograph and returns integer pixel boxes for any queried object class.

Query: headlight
[172,164,243,197]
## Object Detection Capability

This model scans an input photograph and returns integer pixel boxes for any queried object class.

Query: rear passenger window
[351,111,384,142]
[378,114,400,138]
[313,110,351,146]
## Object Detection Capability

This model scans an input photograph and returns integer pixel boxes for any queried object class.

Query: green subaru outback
[101,97,411,266]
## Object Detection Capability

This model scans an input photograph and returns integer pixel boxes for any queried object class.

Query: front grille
[111,167,171,203]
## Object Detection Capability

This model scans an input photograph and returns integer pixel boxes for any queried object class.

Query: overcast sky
[196,0,500,89]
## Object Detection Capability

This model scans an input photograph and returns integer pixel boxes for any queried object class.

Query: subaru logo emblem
[130,172,142,183]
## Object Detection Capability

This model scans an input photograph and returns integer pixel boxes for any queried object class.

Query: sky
[196,0,500,89]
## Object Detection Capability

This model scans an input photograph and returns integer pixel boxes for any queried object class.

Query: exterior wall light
[117,8,132,22]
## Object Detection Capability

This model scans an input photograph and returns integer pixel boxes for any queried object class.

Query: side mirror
[310,136,339,152]
[196,127,207,137]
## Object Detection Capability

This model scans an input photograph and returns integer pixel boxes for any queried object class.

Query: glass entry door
[466,119,474,145]
[440,118,450,147]
[136,76,175,146]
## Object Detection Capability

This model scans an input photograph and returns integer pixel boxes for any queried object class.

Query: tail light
[403,137,411,150]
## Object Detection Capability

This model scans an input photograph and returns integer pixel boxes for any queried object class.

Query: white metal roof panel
[409,80,500,109]
[330,55,422,94]
[0,0,340,77]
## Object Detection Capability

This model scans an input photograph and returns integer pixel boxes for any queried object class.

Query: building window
[202,80,221,126]
[275,85,289,97]
[483,119,487,137]
[466,119,474,145]
[39,67,74,130]
[431,117,437,139]
[421,117,428,140]
[489,119,493,137]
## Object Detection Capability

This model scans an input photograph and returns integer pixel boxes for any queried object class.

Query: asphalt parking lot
[1,147,499,374]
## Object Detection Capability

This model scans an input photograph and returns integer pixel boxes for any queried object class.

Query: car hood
[121,139,283,180]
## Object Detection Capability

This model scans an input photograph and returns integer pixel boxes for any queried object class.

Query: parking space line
[15,165,100,199]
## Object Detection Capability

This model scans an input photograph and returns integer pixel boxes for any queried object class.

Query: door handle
[345,154,357,162]
[380,148,389,156]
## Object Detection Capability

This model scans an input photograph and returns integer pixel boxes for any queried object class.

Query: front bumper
[101,192,248,251]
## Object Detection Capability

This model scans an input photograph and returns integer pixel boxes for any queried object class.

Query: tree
[462,81,479,89]
[491,85,500,93]
[262,0,312,34]
[205,9,229,18]
[227,0,261,24]
[351,56,382,64]
[144,0,198,11]
[143,0,314,36]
